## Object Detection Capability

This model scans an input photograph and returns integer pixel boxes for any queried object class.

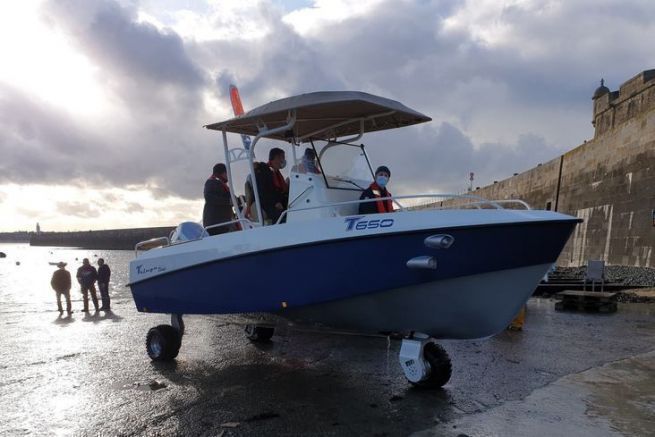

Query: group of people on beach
[50,258,111,315]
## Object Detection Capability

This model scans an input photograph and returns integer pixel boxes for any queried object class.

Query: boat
[128,91,580,387]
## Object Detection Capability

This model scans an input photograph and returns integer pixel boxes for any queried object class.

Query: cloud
[368,121,564,195]
[2,0,654,230]
[124,202,144,213]
[42,0,206,106]
[56,201,101,218]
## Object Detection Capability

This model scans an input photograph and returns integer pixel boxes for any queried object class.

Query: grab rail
[275,193,531,224]
[204,218,258,233]
[134,195,532,252]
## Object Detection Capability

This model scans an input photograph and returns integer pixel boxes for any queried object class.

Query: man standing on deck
[97,258,111,311]
[50,262,72,315]
[76,258,99,312]
[256,147,289,224]
[203,163,236,235]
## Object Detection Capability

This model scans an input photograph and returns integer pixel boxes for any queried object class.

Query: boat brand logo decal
[136,264,167,275]
[344,216,394,231]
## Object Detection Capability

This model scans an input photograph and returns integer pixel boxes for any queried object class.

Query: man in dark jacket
[97,258,111,311]
[255,147,289,224]
[359,165,394,215]
[203,163,235,235]
[50,262,72,314]
[76,258,99,312]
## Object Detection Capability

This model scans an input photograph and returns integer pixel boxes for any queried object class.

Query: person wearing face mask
[256,147,289,224]
[298,148,321,174]
[358,165,394,215]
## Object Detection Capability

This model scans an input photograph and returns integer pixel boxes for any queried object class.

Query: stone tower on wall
[591,70,655,138]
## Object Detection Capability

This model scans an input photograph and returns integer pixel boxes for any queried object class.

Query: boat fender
[406,256,437,270]
[424,234,454,249]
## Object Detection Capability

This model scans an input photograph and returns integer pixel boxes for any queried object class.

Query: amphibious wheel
[245,325,274,342]
[413,343,452,388]
[146,325,181,361]
[400,336,452,388]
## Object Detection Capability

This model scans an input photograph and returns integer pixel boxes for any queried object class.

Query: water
[0,243,145,436]
[0,243,134,312]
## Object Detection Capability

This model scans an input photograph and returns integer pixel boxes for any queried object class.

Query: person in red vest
[359,166,394,214]
[256,147,289,224]
[203,163,236,235]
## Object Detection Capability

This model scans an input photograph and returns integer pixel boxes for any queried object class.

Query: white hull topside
[130,208,576,285]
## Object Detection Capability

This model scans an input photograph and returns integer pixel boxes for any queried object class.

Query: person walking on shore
[50,262,72,314]
[76,258,99,312]
[97,258,111,311]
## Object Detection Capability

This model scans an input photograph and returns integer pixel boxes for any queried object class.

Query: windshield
[314,141,373,189]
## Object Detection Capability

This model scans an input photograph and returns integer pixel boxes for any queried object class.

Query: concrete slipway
[1,289,654,436]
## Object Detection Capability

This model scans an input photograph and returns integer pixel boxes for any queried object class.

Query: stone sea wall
[455,70,655,267]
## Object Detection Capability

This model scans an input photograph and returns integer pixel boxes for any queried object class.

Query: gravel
[553,266,655,287]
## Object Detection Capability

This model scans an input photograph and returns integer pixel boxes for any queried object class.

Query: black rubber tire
[245,325,274,342]
[146,325,181,361]
[412,343,452,388]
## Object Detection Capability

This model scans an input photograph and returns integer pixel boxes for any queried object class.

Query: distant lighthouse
[36,222,41,234]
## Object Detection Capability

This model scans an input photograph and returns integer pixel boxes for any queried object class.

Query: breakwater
[30,227,175,250]
[0,232,31,243]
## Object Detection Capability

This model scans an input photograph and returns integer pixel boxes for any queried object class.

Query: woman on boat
[359,165,394,215]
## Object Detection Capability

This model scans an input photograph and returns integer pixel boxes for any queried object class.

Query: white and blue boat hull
[129,209,579,339]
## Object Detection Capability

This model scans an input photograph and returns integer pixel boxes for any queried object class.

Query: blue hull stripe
[130,220,577,314]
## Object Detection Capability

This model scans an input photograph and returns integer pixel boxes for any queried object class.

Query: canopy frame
[209,91,431,228]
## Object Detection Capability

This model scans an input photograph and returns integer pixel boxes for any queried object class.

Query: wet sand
[1,244,654,436]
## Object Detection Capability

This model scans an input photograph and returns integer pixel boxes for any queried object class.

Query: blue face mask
[376,175,389,187]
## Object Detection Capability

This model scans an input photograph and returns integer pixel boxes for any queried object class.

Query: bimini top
[205,91,431,142]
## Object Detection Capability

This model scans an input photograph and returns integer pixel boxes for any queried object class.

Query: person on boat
[297,148,321,174]
[203,163,236,235]
[76,258,99,312]
[97,258,111,311]
[256,147,289,224]
[50,262,72,315]
[359,165,394,214]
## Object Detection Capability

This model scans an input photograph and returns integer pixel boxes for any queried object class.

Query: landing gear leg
[399,333,452,388]
[171,313,185,337]
[145,314,184,361]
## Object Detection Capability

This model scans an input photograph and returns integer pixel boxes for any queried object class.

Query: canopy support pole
[248,110,297,226]
[222,130,246,226]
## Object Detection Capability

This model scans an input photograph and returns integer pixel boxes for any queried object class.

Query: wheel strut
[171,313,184,337]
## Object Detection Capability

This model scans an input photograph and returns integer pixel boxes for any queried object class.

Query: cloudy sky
[1,0,653,231]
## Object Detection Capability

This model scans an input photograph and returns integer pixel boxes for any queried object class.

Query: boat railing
[204,218,258,233]
[275,194,531,224]
[134,218,258,256]
[134,195,531,252]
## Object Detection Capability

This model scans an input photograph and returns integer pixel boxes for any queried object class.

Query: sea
[0,242,135,312]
